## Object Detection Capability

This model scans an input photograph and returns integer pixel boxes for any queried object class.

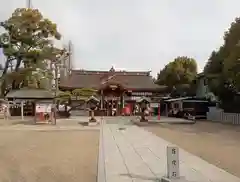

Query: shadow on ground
[11,120,44,125]
[142,121,240,135]
[143,121,240,177]
[120,173,161,182]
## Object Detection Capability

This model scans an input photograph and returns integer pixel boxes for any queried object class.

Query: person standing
[3,105,8,120]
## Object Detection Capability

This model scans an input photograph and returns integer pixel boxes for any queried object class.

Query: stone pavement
[98,119,240,182]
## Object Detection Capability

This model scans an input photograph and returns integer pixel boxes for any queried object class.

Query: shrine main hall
[59,67,165,116]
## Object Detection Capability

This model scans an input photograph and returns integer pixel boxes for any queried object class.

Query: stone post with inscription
[167,146,180,179]
[161,146,190,182]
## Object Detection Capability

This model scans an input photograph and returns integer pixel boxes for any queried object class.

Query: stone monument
[161,146,191,182]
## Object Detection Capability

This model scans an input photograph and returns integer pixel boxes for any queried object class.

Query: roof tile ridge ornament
[109,66,115,72]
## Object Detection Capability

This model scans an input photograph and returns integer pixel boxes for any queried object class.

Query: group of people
[108,103,154,116]
[132,104,153,116]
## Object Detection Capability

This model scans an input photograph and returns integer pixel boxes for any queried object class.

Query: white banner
[36,104,46,113]
[36,104,52,113]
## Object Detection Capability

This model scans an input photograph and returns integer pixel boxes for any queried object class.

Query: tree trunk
[12,57,22,89]
[0,58,11,96]
[2,58,10,76]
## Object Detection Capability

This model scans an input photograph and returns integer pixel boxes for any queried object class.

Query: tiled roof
[6,88,54,99]
[60,70,166,91]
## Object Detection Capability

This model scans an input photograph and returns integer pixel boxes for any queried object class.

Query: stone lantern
[137,96,150,122]
[87,96,99,122]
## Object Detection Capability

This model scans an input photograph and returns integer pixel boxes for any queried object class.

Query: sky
[0,0,240,77]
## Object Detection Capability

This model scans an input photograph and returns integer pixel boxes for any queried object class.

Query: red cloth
[125,107,130,115]
[122,106,131,115]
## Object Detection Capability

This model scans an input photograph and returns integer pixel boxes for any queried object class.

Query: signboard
[150,103,159,108]
[36,104,53,113]
[167,146,180,179]
[36,104,46,113]
[109,85,117,89]
[130,96,142,101]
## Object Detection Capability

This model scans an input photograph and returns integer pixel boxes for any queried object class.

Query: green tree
[156,56,197,95]
[55,90,72,113]
[72,88,97,100]
[56,90,72,103]
[204,17,240,102]
[203,17,240,112]
[56,88,97,108]
[0,8,64,96]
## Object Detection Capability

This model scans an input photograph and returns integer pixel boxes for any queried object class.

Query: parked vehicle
[182,99,209,119]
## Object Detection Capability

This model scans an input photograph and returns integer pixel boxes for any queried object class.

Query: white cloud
[1,0,240,76]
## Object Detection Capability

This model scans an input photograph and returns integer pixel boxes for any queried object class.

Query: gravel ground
[0,130,99,182]
[143,121,240,178]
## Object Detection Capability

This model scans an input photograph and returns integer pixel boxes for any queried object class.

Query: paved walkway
[99,120,240,182]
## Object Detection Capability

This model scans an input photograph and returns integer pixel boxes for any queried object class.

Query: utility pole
[68,41,73,76]
[52,53,66,125]
[49,62,53,90]
[53,61,58,125]
[27,0,32,8]
[54,63,59,95]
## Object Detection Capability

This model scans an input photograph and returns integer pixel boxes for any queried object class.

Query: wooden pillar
[100,90,103,110]
[21,101,24,121]
[166,103,168,116]
[6,101,10,121]
[120,92,125,116]
[122,92,125,109]
[158,103,160,120]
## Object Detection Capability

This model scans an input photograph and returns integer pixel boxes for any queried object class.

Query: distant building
[195,73,208,98]
[195,73,217,101]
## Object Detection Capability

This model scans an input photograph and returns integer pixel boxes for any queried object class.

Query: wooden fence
[207,107,240,125]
